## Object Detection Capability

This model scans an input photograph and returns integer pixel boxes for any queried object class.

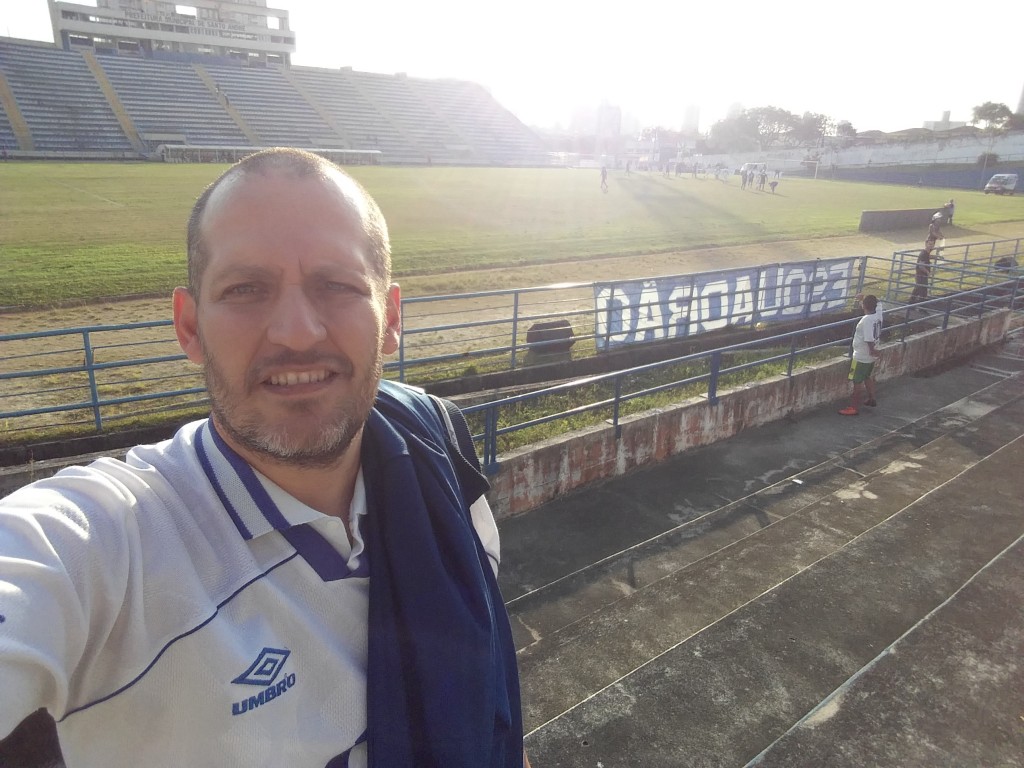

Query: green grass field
[2,162,1023,308]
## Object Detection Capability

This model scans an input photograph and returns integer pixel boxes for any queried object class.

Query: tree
[792,112,836,147]
[836,120,857,139]
[971,102,1013,130]
[707,112,759,153]
[746,106,798,149]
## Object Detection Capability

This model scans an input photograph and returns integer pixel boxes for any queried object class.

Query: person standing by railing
[839,294,882,416]
[910,247,934,303]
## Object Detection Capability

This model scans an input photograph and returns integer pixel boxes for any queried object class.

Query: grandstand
[0,1,546,165]
[0,39,133,155]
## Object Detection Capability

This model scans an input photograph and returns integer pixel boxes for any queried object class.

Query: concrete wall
[859,208,940,232]
[700,131,1024,184]
[487,310,1013,520]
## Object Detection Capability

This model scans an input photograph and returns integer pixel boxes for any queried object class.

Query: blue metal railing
[0,322,195,432]
[2,269,842,434]
[3,244,1021,443]
[463,276,1023,471]
[885,237,1024,302]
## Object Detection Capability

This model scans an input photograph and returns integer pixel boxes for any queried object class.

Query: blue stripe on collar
[206,420,292,533]
[197,420,360,582]
[195,422,252,540]
[282,524,367,581]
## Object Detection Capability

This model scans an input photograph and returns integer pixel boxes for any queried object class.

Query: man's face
[173,170,400,468]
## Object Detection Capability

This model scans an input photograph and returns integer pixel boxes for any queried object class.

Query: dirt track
[10,222,1022,335]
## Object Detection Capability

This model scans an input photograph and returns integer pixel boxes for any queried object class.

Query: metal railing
[884,238,1024,303]
[397,282,595,378]
[1,322,203,435]
[3,241,1021,442]
[2,266,850,435]
[1,282,598,436]
[463,276,1024,471]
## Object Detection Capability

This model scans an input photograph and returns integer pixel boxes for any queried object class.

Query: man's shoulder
[373,380,442,435]
[373,381,488,500]
[2,419,207,519]
[375,379,432,414]
[123,418,206,463]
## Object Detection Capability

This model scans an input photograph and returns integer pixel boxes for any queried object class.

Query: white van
[983,173,1017,195]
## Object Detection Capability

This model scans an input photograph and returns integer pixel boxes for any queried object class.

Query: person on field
[600,165,608,191]
[839,294,883,416]
[942,198,955,225]
[0,148,529,768]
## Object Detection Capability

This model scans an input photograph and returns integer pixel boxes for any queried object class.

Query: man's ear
[173,287,205,364]
[382,283,402,355]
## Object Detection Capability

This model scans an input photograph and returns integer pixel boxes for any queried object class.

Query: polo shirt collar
[194,419,324,541]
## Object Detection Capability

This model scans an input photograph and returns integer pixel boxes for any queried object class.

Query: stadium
[2,2,1024,767]
[3,1,1023,180]
[0,0,546,164]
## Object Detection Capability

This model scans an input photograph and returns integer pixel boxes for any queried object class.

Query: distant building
[923,111,967,131]
[48,0,295,65]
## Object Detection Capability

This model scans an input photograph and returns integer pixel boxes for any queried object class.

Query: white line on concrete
[743,438,1024,766]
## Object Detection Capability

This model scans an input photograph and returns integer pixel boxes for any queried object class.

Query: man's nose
[265,286,328,350]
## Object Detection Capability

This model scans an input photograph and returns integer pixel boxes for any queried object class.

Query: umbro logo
[232,647,290,686]
[231,647,296,716]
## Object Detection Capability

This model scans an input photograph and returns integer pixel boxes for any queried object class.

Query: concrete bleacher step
[748,531,1024,767]
[521,416,1024,767]
[506,373,1024,659]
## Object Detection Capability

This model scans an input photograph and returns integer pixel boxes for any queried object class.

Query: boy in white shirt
[839,294,882,416]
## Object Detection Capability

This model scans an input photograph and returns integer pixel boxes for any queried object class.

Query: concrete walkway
[506,331,1024,766]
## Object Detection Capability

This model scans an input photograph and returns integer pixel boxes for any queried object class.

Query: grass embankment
[463,346,845,454]
[5,162,1024,308]
[4,345,845,457]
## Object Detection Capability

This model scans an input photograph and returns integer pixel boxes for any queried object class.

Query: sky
[2,0,1022,134]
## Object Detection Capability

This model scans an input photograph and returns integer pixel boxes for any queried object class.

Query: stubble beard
[202,344,384,469]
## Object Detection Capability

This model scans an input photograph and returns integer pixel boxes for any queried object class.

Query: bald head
[186,148,390,297]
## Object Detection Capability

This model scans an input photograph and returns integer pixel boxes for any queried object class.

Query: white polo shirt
[852,308,883,363]
[0,419,499,768]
